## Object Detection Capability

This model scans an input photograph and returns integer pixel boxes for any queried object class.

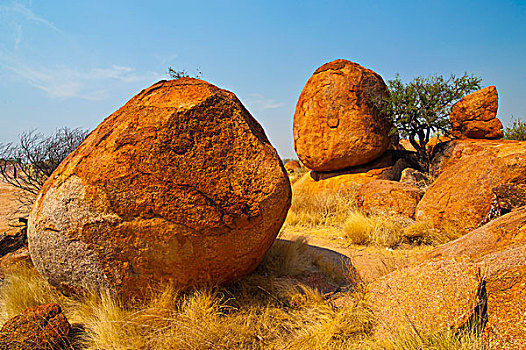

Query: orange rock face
[0,303,71,350]
[293,59,392,172]
[291,152,398,195]
[356,180,424,218]
[366,258,483,340]
[28,79,291,300]
[416,139,526,232]
[422,208,526,349]
[450,86,503,139]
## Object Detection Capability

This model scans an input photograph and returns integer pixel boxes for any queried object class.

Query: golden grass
[343,211,463,248]
[0,239,482,349]
[285,190,357,228]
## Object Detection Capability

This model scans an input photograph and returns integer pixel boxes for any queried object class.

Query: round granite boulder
[28,79,291,300]
[293,59,392,172]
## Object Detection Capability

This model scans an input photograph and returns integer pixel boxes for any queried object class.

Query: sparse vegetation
[167,66,202,80]
[0,127,88,208]
[0,239,483,350]
[285,190,358,228]
[382,73,481,173]
[504,117,526,141]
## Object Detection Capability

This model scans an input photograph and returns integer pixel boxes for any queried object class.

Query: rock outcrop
[28,79,291,300]
[0,303,71,350]
[422,208,526,349]
[415,139,526,232]
[450,86,503,139]
[291,152,403,195]
[366,258,484,340]
[293,59,391,172]
[356,180,424,218]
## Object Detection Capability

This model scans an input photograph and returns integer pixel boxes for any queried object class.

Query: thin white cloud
[0,2,60,33]
[245,93,285,110]
[2,54,162,100]
[0,1,163,100]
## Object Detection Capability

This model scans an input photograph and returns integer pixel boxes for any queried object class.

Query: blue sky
[1,0,525,158]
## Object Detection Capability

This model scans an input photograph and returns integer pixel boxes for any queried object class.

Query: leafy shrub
[504,118,526,141]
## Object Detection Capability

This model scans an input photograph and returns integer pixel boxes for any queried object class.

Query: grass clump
[343,211,459,248]
[285,190,357,228]
[0,239,378,350]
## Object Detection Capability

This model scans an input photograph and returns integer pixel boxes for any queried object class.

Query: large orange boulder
[422,208,526,349]
[366,258,484,340]
[356,180,424,218]
[0,303,71,350]
[27,79,291,300]
[293,59,392,172]
[416,139,526,232]
[450,86,503,139]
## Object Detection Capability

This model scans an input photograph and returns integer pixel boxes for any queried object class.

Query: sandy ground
[0,179,29,235]
[280,227,431,284]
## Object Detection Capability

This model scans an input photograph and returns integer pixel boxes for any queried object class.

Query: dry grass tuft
[343,211,463,248]
[285,190,357,228]
[0,262,67,322]
[0,238,483,349]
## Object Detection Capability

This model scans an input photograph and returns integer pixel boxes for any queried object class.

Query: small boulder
[284,160,301,174]
[366,258,484,340]
[416,139,526,232]
[0,303,71,350]
[293,59,392,171]
[28,79,292,300]
[450,86,503,139]
[356,180,424,218]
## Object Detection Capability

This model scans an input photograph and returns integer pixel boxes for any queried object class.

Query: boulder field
[293,59,392,172]
[27,78,291,300]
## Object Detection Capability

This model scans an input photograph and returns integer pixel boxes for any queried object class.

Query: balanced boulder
[450,86,503,139]
[28,79,291,300]
[293,59,392,172]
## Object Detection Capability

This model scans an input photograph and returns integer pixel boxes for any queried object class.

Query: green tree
[504,117,526,141]
[382,73,481,172]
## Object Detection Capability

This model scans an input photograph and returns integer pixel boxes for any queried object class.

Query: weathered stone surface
[400,168,428,189]
[284,160,301,173]
[416,139,526,232]
[422,208,526,349]
[293,59,391,171]
[291,152,400,195]
[28,79,291,300]
[0,247,30,278]
[356,180,423,218]
[366,258,484,339]
[423,207,526,260]
[0,303,71,350]
[482,260,526,349]
[450,86,503,139]
[493,183,526,212]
